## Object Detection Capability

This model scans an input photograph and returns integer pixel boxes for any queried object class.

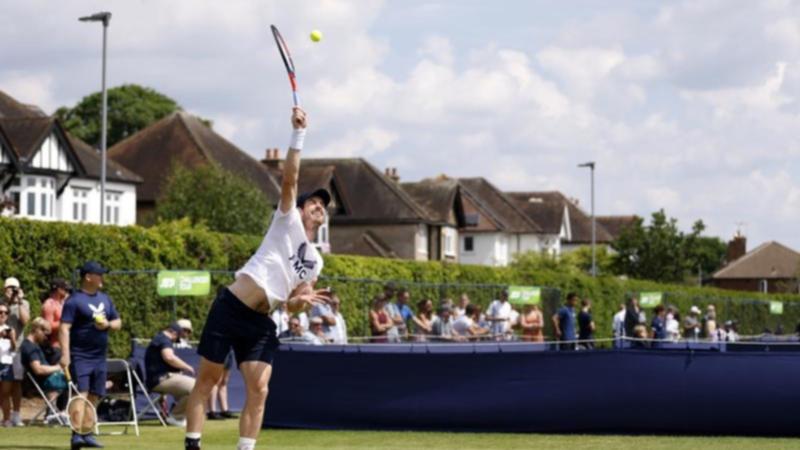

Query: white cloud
[314,126,398,158]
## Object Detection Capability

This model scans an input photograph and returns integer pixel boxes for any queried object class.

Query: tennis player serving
[184,107,331,450]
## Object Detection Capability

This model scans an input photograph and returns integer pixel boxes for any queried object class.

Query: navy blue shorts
[71,359,108,396]
[198,288,279,367]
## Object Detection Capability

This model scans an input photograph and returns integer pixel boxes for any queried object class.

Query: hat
[50,278,70,292]
[4,277,20,289]
[176,319,193,332]
[296,188,331,208]
[79,261,108,276]
[168,322,183,333]
[310,317,324,325]
[690,305,701,315]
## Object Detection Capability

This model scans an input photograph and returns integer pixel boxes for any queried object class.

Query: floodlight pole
[79,12,111,225]
[578,162,596,277]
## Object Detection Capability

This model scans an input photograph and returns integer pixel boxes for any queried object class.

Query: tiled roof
[507,191,613,242]
[713,241,800,279]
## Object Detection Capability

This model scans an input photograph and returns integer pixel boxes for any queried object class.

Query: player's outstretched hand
[287,286,330,313]
[292,107,307,129]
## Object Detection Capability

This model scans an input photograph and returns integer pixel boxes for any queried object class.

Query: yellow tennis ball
[310,30,323,42]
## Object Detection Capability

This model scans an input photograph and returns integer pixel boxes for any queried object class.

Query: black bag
[96,398,132,422]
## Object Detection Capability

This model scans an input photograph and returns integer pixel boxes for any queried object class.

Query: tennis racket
[65,369,97,434]
[271,24,300,106]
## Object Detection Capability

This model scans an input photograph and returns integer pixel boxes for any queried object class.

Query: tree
[55,84,210,148]
[156,164,272,235]
[610,210,725,283]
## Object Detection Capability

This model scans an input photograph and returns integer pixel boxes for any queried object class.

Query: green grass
[2,421,799,450]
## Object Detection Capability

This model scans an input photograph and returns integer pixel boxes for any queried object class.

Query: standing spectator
[59,261,121,449]
[712,322,727,342]
[454,293,470,319]
[612,303,626,347]
[411,299,434,342]
[553,292,578,350]
[3,277,29,427]
[0,304,17,427]
[41,278,71,348]
[145,322,196,426]
[684,306,702,340]
[703,305,717,339]
[382,283,402,343]
[270,302,291,336]
[577,299,596,349]
[665,308,681,341]
[519,304,544,342]
[624,296,642,338]
[486,289,512,340]
[431,305,456,341]
[650,305,667,343]
[388,288,413,341]
[452,304,488,340]
[20,318,67,424]
[369,295,392,343]
[326,294,348,344]
[206,351,236,421]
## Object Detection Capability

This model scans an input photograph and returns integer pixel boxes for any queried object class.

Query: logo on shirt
[88,302,106,319]
[289,242,316,280]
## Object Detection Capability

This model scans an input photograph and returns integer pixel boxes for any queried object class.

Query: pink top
[41,297,64,346]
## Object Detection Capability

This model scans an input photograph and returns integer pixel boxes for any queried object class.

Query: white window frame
[12,175,56,219]
[443,227,457,257]
[416,225,429,258]
[72,187,90,222]
[105,190,122,225]
[314,214,331,253]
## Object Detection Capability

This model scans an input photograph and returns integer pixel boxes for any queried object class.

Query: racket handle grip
[292,91,300,107]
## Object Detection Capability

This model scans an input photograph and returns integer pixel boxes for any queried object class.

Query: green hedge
[1,217,798,357]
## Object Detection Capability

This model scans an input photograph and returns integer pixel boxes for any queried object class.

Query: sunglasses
[0,311,8,315]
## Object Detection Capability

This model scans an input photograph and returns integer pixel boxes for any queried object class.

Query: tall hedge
[1,217,798,357]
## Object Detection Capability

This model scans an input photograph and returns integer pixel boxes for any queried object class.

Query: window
[105,191,122,225]
[463,236,474,252]
[15,175,55,219]
[759,279,768,293]
[443,227,457,257]
[27,192,35,216]
[416,225,429,257]
[72,187,90,222]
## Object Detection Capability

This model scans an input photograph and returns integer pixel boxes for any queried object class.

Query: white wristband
[289,128,306,151]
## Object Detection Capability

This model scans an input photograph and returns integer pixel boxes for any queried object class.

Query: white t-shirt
[327,312,348,344]
[613,310,626,337]
[0,337,12,364]
[453,316,474,336]
[487,300,512,336]
[236,206,323,310]
[271,308,291,335]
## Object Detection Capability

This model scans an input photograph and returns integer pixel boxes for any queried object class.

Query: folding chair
[25,372,68,426]
[95,358,164,436]
[128,357,168,427]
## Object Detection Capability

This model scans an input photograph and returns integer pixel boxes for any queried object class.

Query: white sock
[186,432,202,440]
[11,411,19,421]
[237,437,256,450]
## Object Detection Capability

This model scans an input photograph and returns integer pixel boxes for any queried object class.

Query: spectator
[632,324,650,348]
[174,319,194,349]
[41,278,71,348]
[326,293,348,344]
[0,304,17,427]
[486,289,512,340]
[712,322,727,342]
[411,299,434,342]
[2,277,29,427]
[624,296,642,338]
[278,317,322,345]
[519,304,544,342]
[382,283,403,343]
[553,292,578,350]
[206,351,236,421]
[59,261,121,449]
[452,304,488,340]
[145,322,196,426]
[431,305,457,341]
[684,306,702,340]
[704,305,717,338]
[309,287,337,337]
[665,308,681,341]
[577,299,596,349]
[308,317,327,344]
[650,305,667,342]
[724,320,739,342]
[612,303,626,346]
[20,318,67,424]
[271,302,291,336]
[369,295,393,343]
[454,293,470,319]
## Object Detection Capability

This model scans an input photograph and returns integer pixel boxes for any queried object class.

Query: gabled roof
[108,112,280,203]
[67,133,142,183]
[597,215,638,240]
[293,158,430,224]
[713,241,800,279]
[0,117,53,161]
[401,176,460,226]
[506,191,612,242]
[0,90,46,119]
[458,178,541,233]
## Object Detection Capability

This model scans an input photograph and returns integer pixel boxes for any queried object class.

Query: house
[506,191,613,253]
[0,90,141,225]
[401,175,463,262]
[108,112,280,224]
[596,215,638,241]
[710,236,800,293]
[263,153,442,260]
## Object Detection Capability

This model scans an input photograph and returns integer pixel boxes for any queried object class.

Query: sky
[2,0,800,249]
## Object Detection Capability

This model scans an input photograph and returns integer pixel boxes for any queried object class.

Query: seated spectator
[145,322,196,426]
[578,299,595,349]
[20,318,67,421]
[486,289,512,340]
[724,320,739,342]
[650,305,667,342]
[309,317,328,344]
[519,304,544,342]
[271,302,290,336]
[454,293,470,319]
[711,322,727,342]
[411,299,434,342]
[453,304,488,340]
[631,324,650,348]
[278,316,323,345]
[431,305,458,341]
[326,293,348,344]
[684,306,702,340]
[174,319,194,349]
[369,295,392,343]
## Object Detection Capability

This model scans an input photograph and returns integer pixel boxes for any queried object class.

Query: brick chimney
[262,148,283,173]
[384,167,400,183]
[726,234,747,263]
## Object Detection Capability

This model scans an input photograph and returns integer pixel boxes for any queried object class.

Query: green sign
[157,271,211,297]
[770,301,784,315]
[639,292,663,308]
[508,286,541,305]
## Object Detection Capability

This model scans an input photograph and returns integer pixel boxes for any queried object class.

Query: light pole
[79,11,111,225]
[578,161,596,277]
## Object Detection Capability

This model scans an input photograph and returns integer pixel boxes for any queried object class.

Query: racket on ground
[65,370,97,434]
[271,24,300,106]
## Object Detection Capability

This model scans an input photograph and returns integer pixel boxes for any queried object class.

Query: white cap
[176,319,193,331]
[4,277,20,289]
[690,305,701,315]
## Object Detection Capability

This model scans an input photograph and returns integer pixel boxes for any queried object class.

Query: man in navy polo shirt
[59,261,121,449]
[552,292,578,351]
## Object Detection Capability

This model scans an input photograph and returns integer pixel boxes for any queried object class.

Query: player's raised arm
[279,107,307,214]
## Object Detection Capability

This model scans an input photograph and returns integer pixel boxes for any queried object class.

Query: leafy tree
[156,164,272,235]
[55,84,210,147]
[561,245,614,275]
[610,210,725,283]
